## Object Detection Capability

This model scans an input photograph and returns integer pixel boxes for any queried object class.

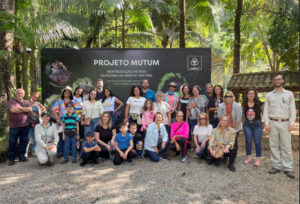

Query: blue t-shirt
[114,132,133,150]
[81,140,98,155]
[142,89,156,102]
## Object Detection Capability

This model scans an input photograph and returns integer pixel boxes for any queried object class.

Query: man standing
[95,79,104,101]
[7,89,32,166]
[264,74,296,179]
[141,79,156,102]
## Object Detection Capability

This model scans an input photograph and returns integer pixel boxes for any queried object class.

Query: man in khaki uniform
[264,74,296,179]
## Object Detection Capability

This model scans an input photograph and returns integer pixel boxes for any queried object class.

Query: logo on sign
[187,55,202,71]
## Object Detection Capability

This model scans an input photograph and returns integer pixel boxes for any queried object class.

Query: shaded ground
[0,125,299,204]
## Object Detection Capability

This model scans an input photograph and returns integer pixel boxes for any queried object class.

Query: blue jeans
[243,120,262,157]
[8,126,29,161]
[26,126,36,154]
[145,141,169,162]
[84,117,100,140]
[196,141,209,157]
[57,132,64,156]
[110,112,117,127]
[64,135,77,160]
[188,119,198,143]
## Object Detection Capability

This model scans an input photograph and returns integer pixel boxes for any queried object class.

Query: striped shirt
[62,113,79,130]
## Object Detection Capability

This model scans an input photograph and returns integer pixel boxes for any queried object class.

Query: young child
[61,102,80,164]
[129,122,144,160]
[141,99,155,132]
[80,131,101,166]
[113,123,137,165]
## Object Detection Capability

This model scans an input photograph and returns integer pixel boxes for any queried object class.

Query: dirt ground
[0,125,299,204]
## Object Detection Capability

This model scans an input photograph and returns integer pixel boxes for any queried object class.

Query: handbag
[210,142,225,158]
[82,102,95,126]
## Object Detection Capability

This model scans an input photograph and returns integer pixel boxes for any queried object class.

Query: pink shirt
[141,110,156,131]
[164,93,179,111]
[7,99,31,128]
[170,121,189,140]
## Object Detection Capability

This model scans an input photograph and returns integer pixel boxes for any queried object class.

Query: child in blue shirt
[113,122,137,165]
[61,102,79,164]
[80,131,101,167]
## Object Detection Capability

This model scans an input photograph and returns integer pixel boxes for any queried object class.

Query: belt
[270,117,289,122]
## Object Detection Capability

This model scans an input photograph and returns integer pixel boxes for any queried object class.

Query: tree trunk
[233,0,243,74]
[179,0,185,48]
[0,0,15,136]
[13,40,22,88]
[161,35,169,48]
[115,9,118,48]
[121,9,125,49]
[30,48,37,94]
[22,50,29,99]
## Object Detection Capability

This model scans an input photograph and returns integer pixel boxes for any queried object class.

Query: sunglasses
[225,95,233,98]
[199,118,206,120]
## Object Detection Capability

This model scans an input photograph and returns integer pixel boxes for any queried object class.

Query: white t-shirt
[102,97,115,112]
[193,124,213,142]
[153,101,170,125]
[126,96,146,114]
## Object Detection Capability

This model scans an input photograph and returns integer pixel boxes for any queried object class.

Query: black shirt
[96,91,104,101]
[179,96,190,120]
[131,132,144,144]
[243,102,262,121]
[94,125,115,144]
[207,97,223,123]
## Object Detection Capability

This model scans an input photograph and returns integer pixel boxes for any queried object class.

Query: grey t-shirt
[187,95,207,120]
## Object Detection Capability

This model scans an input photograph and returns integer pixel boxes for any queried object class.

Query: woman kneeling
[144,112,169,162]
[207,115,236,172]
[35,112,59,165]
[169,111,190,162]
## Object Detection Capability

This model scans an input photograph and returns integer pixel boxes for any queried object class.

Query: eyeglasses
[225,95,233,98]
[199,118,206,120]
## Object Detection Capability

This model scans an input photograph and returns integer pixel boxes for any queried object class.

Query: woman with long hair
[102,87,124,126]
[82,89,104,139]
[124,85,146,132]
[242,88,264,167]
[207,85,224,128]
[94,112,117,159]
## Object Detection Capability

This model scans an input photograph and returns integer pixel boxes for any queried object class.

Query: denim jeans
[188,119,198,145]
[145,141,169,162]
[109,112,117,127]
[8,126,29,161]
[57,132,64,156]
[84,117,100,140]
[196,141,209,157]
[26,126,36,154]
[64,135,77,160]
[243,120,262,157]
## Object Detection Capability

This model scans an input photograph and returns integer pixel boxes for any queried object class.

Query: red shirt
[7,99,31,128]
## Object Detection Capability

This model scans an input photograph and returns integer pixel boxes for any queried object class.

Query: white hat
[61,86,72,93]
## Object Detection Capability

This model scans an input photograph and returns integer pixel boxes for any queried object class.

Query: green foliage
[268,0,299,70]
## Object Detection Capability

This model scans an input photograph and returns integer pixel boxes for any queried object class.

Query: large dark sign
[41,48,211,109]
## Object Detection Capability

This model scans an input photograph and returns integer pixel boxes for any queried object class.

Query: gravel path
[0,135,299,204]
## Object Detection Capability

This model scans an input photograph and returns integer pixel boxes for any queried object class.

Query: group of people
[7,75,296,178]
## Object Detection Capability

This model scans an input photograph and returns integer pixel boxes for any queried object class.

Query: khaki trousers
[36,146,57,164]
[269,120,293,171]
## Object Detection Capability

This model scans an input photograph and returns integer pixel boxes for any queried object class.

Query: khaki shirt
[35,123,59,148]
[263,88,296,126]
